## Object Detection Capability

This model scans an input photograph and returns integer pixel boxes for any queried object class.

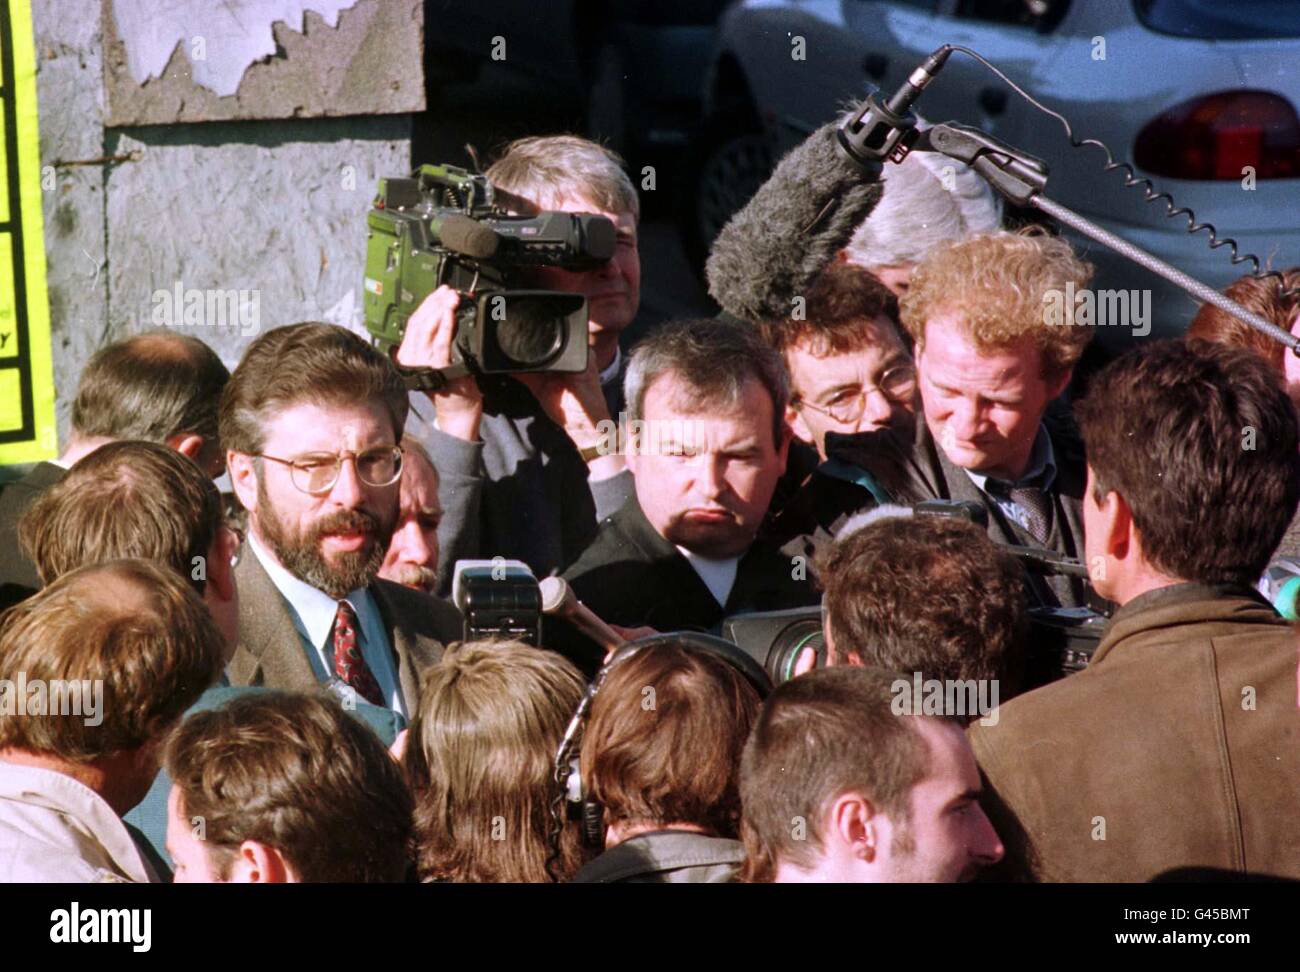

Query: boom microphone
[838,46,952,167]
[705,111,886,323]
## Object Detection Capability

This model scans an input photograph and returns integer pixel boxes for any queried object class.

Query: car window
[1134,0,1300,39]
[952,0,1069,30]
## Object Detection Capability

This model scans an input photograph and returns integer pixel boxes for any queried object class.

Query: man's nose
[329,456,365,507]
[397,520,434,566]
[973,806,1006,865]
[694,454,727,499]
[948,397,983,438]
[858,388,895,431]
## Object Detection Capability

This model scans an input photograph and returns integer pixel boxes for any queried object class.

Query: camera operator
[399,136,641,595]
[555,318,818,666]
[969,340,1300,881]
[739,667,1004,883]
[817,512,1029,703]
[572,640,761,883]
[812,230,1096,608]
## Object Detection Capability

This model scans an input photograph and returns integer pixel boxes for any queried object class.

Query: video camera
[722,500,1109,687]
[363,163,616,384]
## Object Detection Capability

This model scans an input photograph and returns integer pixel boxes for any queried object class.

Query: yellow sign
[0,0,55,465]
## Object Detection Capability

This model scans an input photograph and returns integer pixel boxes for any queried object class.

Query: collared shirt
[964,425,1058,535]
[0,761,158,883]
[598,346,623,388]
[246,532,407,717]
[676,546,740,607]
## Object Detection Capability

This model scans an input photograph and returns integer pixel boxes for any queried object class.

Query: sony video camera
[363,163,616,379]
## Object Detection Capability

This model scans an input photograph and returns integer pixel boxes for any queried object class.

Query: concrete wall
[33,0,419,448]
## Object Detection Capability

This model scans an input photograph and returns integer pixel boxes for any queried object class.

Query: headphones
[547,632,774,863]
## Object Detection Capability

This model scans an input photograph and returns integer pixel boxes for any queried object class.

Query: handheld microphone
[539,576,626,655]
[838,46,953,167]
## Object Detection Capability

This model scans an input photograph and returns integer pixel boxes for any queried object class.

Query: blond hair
[899,228,1094,376]
[486,135,640,221]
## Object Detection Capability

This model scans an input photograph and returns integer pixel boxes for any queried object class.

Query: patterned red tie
[332,600,384,707]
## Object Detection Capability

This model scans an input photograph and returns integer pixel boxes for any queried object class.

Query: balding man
[0,331,229,608]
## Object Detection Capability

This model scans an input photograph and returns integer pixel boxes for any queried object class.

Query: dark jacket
[772,404,1090,607]
[226,543,462,707]
[968,582,1300,882]
[572,831,745,883]
[419,368,633,597]
[562,497,819,635]
[0,461,64,609]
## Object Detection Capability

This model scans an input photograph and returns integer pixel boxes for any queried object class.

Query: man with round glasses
[220,323,462,715]
[760,261,918,559]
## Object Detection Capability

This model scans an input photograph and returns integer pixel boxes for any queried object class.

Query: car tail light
[1134,90,1300,180]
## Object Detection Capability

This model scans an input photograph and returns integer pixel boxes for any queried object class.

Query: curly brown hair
[817,514,1029,698]
[1187,268,1300,375]
[759,260,902,357]
[900,228,1094,377]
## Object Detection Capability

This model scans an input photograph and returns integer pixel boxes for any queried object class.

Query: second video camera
[363,163,616,377]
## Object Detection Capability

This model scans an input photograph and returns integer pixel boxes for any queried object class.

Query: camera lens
[494,295,567,367]
[764,619,825,684]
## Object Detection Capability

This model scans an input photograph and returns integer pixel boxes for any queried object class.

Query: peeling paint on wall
[113,0,358,96]
[103,0,423,126]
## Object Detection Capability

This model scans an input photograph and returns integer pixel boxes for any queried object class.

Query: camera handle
[911,123,1300,356]
[395,361,473,393]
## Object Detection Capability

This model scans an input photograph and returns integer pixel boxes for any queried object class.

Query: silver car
[693,0,1300,341]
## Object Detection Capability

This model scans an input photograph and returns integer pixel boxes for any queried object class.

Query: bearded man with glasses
[219,323,462,715]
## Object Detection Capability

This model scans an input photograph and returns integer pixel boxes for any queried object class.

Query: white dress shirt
[247,532,408,717]
[677,546,741,608]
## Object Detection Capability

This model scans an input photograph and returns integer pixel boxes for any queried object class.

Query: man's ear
[227,452,260,515]
[226,841,297,884]
[1102,488,1134,561]
[828,792,878,862]
[787,404,815,449]
[1045,366,1074,403]
[167,432,205,462]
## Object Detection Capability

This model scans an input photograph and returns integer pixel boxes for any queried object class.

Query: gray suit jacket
[226,546,463,707]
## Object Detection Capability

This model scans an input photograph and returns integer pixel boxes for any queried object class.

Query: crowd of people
[1,113,1298,884]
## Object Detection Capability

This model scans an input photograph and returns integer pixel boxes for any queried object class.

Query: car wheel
[678,117,773,283]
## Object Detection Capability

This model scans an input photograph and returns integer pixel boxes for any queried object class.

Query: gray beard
[255,481,393,600]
